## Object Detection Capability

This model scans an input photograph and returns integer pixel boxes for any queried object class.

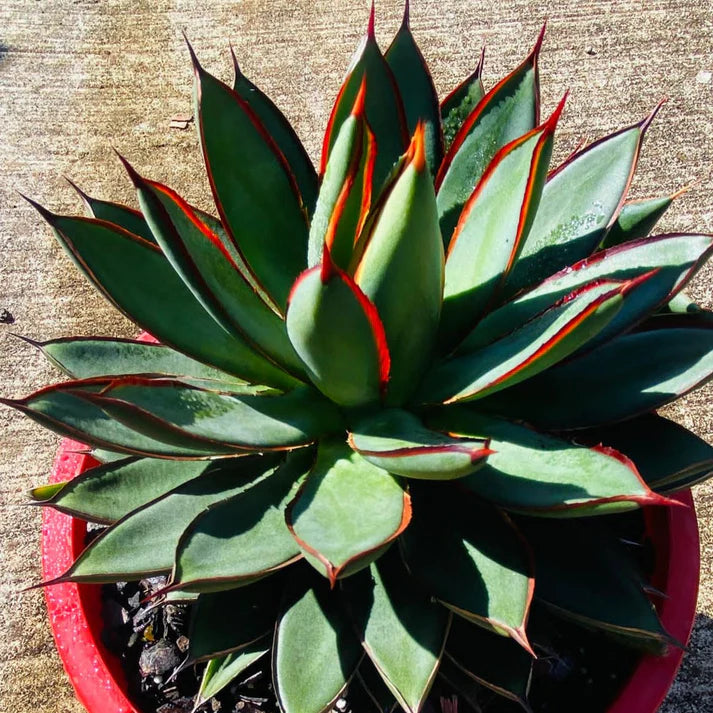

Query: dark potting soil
[95,511,656,713]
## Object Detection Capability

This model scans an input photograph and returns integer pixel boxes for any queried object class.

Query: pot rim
[41,438,699,713]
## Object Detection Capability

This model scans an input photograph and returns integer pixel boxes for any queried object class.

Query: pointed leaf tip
[544,91,568,133]
[64,176,91,204]
[532,21,547,57]
[182,32,203,75]
[367,0,376,39]
[402,0,411,28]
[112,150,143,188]
[19,193,56,223]
[406,121,427,172]
[640,96,667,134]
[229,43,242,80]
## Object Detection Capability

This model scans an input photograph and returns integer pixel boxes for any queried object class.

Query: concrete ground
[0,0,711,711]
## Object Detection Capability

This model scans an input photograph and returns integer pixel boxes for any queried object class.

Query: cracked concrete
[0,0,711,711]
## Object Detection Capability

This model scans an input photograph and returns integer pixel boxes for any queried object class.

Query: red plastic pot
[42,438,700,713]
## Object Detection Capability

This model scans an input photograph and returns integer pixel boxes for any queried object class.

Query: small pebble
[585,46,597,56]
[696,70,712,84]
[176,634,190,652]
[0,308,13,324]
[139,640,182,676]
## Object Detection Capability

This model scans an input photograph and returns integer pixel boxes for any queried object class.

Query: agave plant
[6,2,713,712]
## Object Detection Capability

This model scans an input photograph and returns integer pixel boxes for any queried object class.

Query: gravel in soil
[96,512,651,713]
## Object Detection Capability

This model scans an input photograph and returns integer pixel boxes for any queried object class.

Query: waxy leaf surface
[38,210,296,388]
[197,642,269,707]
[84,381,341,451]
[308,95,373,270]
[36,337,245,384]
[522,518,671,652]
[188,577,284,659]
[440,54,485,153]
[421,281,626,404]
[57,457,275,582]
[343,549,451,713]
[274,571,362,713]
[441,105,560,341]
[354,126,444,404]
[173,451,312,591]
[349,408,491,480]
[286,263,388,407]
[505,121,646,294]
[233,57,318,216]
[286,441,410,584]
[480,325,713,429]
[466,233,713,349]
[582,414,713,493]
[429,409,665,515]
[31,456,212,523]
[436,36,541,243]
[133,175,305,377]
[401,484,533,650]
[68,181,156,243]
[6,382,239,458]
[600,194,674,249]
[321,21,407,192]
[385,11,443,175]
[192,54,308,309]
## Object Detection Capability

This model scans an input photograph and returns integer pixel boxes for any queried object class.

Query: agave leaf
[665,289,701,315]
[286,258,389,407]
[50,455,277,583]
[436,29,543,244]
[28,204,298,389]
[67,179,156,243]
[440,98,564,342]
[440,48,485,153]
[521,517,673,653]
[188,577,284,660]
[196,641,269,707]
[172,450,313,592]
[3,381,242,458]
[401,483,534,653]
[29,456,213,524]
[427,409,670,515]
[353,125,444,405]
[273,568,363,713]
[342,548,451,713]
[600,193,676,249]
[232,50,318,217]
[126,168,306,378]
[164,590,199,604]
[189,47,309,310]
[286,441,411,585]
[420,279,629,404]
[348,408,492,480]
[385,2,443,175]
[581,414,713,493]
[480,324,713,429]
[308,83,375,270]
[445,616,533,709]
[466,233,713,350]
[320,6,408,191]
[33,337,248,384]
[505,106,663,294]
[78,379,341,451]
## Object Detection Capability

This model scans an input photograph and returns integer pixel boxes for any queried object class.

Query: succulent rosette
[6,3,713,712]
